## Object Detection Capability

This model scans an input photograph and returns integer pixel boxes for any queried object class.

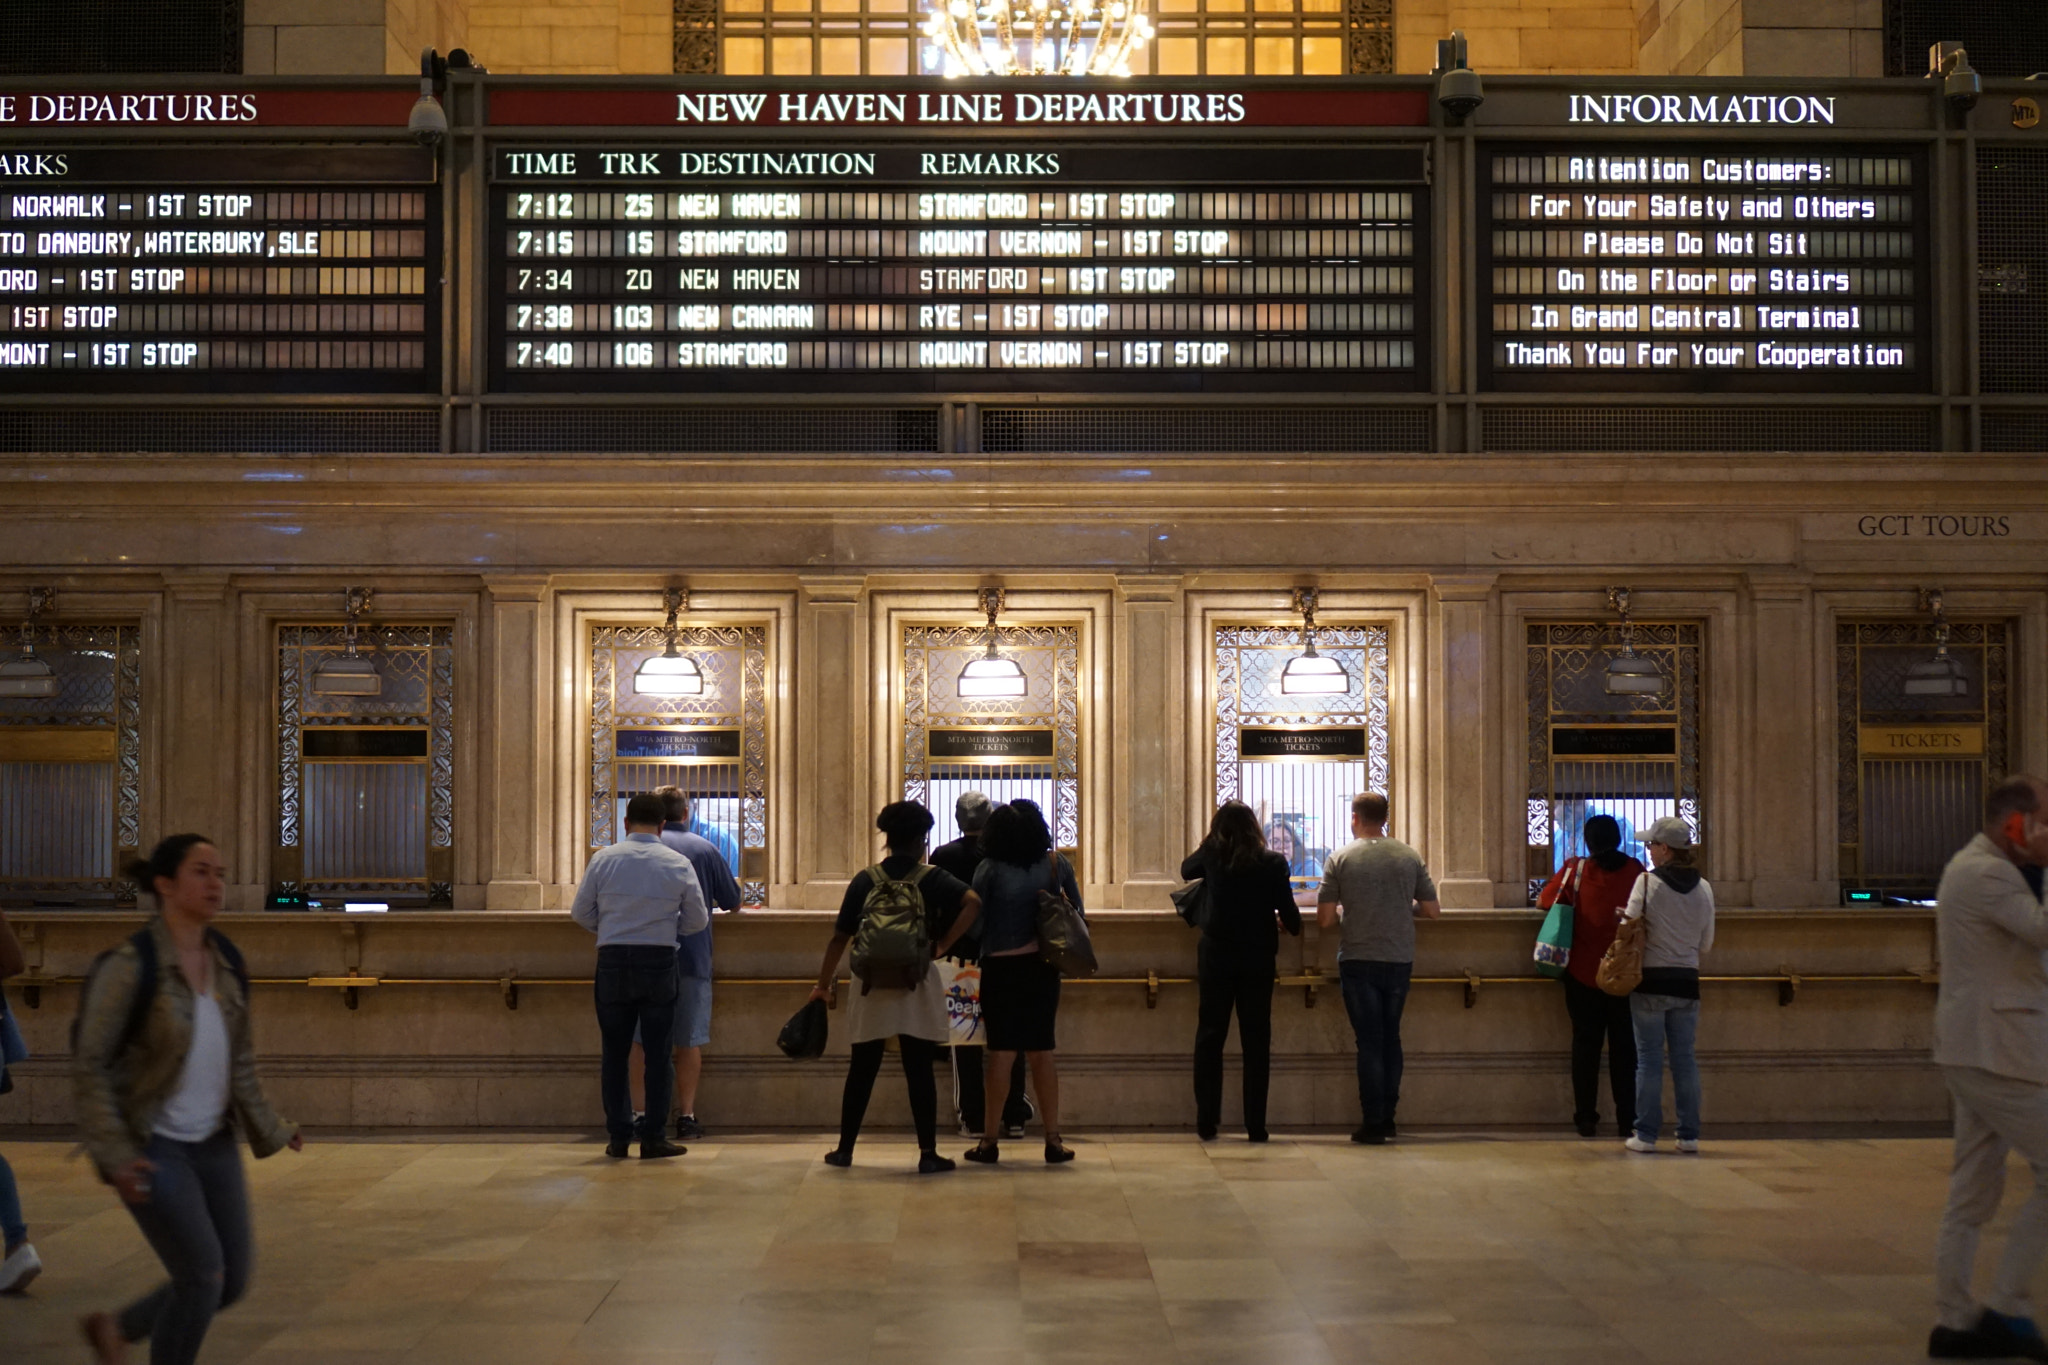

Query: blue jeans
[595,944,679,1144]
[1339,960,1412,1129]
[118,1128,253,1365]
[1630,993,1702,1143]
[0,1148,23,1249]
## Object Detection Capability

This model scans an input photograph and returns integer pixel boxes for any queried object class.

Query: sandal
[1045,1138,1075,1164]
[964,1140,999,1164]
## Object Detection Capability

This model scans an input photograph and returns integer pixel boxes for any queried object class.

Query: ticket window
[274,624,455,908]
[1525,621,1703,903]
[1213,623,1388,893]
[589,623,768,903]
[0,621,141,905]
[1838,618,2008,903]
[902,622,1081,866]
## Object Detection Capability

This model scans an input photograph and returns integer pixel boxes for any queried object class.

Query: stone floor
[0,1130,2025,1364]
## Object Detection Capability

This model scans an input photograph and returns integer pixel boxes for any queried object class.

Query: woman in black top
[1182,800,1302,1142]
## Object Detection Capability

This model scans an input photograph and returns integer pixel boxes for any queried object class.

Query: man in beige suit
[1931,775,2048,1362]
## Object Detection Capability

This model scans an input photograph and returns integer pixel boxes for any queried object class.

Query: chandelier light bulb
[924,0,1150,78]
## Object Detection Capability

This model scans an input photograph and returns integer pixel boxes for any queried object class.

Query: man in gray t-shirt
[1317,792,1440,1145]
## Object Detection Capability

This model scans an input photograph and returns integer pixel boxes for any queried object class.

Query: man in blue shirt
[646,786,742,1141]
[572,793,706,1160]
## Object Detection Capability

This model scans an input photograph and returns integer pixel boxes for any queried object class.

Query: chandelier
[923,0,1153,78]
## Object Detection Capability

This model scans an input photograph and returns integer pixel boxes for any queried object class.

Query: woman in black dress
[1183,800,1302,1141]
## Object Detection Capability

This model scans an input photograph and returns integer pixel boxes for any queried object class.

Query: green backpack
[849,864,933,993]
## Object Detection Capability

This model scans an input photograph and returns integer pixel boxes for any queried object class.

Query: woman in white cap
[1621,815,1715,1154]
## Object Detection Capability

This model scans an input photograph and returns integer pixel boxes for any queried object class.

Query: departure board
[488,144,1427,393]
[1481,145,1928,391]
[0,146,438,393]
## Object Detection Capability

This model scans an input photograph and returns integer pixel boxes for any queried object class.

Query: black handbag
[1169,876,1209,929]
[776,997,829,1059]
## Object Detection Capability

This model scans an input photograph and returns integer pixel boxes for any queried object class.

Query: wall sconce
[0,587,57,699]
[635,587,704,697]
[311,587,381,698]
[1604,587,1667,696]
[1279,587,1349,696]
[957,587,1027,699]
[1904,587,1969,697]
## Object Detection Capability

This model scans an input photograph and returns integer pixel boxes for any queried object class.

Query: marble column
[797,576,867,909]
[1114,575,1184,908]
[482,574,550,910]
[1430,574,1499,908]
[1747,571,1828,906]
[159,573,244,902]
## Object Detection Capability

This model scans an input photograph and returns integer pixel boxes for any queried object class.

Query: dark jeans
[839,1036,942,1155]
[117,1128,252,1365]
[1561,973,1636,1133]
[1339,959,1411,1129]
[952,1046,1028,1128]
[1193,939,1277,1134]
[595,944,678,1144]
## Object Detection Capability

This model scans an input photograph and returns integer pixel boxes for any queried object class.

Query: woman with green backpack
[809,801,981,1173]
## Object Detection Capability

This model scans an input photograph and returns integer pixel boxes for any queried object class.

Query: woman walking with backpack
[810,801,980,1173]
[76,834,301,1365]
[1182,801,1301,1142]
[966,799,1083,1165]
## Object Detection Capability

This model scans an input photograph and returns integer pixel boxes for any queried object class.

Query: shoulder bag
[1532,858,1582,979]
[1035,854,1099,978]
[1596,878,1647,997]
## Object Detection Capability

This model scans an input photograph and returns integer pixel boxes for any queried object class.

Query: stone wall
[243,0,470,75]
[467,0,674,73]
[2,908,1945,1130]
[1395,0,1639,75]
[1635,0,1883,76]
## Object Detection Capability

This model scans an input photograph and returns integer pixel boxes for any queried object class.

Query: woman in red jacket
[1536,815,1644,1138]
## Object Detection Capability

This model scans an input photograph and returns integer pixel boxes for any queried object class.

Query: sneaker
[675,1114,705,1142]
[604,1138,631,1159]
[1350,1125,1386,1146]
[632,1109,645,1127]
[917,1151,956,1175]
[1574,1118,1598,1138]
[1381,1119,1398,1142]
[958,1120,980,1139]
[1624,1135,1656,1154]
[639,1139,687,1160]
[1003,1094,1037,1139]
[1676,1138,1700,1155]
[0,1242,41,1294]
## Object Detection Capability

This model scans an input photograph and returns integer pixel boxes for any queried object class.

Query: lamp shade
[311,654,381,698]
[1604,653,1666,696]
[0,656,57,699]
[1902,654,1969,698]
[1278,651,1349,696]
[635,650,704,697]
[957,653,1027,699]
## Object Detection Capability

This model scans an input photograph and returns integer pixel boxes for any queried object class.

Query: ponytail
[125,834,213,902]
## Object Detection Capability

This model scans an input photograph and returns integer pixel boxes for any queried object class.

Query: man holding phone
[1930,775,2048,1361]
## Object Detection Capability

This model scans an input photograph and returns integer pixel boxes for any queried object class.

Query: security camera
[408,94,447,148]
[1930,41,1980,113]
[410,46,448,148]
[1434,30,1483,125]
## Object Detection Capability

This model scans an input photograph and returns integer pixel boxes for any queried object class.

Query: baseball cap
[1644,816,1694,849]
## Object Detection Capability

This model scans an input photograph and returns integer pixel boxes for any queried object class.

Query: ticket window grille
[1526,622,1703,905]
[590,625,769,904]
[903,624,1081,866]
[1213,624,1389,894]
[276,625,454,907]
[0,624,141,904]
[1837,621,2009,901]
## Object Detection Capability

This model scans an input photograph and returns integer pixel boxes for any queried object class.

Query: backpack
[848,864,933,993]
[70,927,251,1060]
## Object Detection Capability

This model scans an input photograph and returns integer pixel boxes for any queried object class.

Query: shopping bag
[1532,858,1582,980]
[940,957,984,1046]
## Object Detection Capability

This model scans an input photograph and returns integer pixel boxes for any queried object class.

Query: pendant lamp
[1604,587,1667,696]
[635,586,704,697]
[957,587,1027,699]
[1279,587,1349,696]
[1903,587,1969,698]
[0,587,58,699]
[311,587,381,698]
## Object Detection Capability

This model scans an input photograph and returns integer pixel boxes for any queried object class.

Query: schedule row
[503,189,1417,224]
[507,337,1416,370]
[505,264,1418,298]
[506,227,1417,261]
[505,301,1416,334]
